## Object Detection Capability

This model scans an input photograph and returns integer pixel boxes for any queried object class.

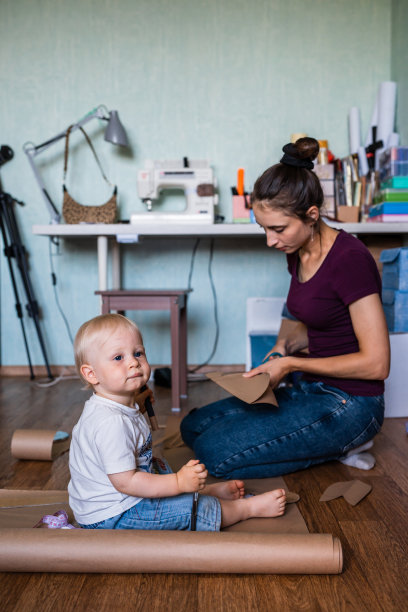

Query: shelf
[32,221,408,238]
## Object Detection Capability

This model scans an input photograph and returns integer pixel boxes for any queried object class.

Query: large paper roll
[348,107,361,154]
[365,81,397,146]
[358,146,369,176]
[377,81,397,146]
[0,529,343,574]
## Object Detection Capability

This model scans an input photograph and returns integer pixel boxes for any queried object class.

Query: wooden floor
[1,374,408,612]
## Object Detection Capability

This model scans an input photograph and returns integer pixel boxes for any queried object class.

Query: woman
[181,137,390,479]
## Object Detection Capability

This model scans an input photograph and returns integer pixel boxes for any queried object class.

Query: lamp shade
[104,110,129,147]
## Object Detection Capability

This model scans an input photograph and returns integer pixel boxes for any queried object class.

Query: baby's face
[85,326,151,405]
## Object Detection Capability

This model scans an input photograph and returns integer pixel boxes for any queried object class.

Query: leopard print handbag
[62,125,117,224]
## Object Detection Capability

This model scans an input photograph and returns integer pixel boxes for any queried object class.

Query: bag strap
[63,125,114,188]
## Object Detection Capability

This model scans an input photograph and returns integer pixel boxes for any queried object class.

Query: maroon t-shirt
[286,230,384,396]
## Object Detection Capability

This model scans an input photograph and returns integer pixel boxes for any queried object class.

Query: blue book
[369,202,408,217]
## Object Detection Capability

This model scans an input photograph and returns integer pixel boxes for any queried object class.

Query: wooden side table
[95,289,191,410]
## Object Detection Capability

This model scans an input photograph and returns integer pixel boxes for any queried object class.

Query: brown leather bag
[62,125,117,224]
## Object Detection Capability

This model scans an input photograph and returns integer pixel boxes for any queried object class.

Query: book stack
[368,147,408,222]
[313,164,335,218]
[332,155,367,223]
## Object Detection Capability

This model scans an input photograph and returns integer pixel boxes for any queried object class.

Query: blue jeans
[180,380,384,479]
[79,458,221,531]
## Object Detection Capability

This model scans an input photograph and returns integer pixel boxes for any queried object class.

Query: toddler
[68,314,286,530]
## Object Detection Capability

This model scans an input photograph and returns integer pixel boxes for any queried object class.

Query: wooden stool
[95,289,191,410]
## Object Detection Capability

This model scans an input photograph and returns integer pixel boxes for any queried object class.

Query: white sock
[344,440,373,458]
[338,452,376,470]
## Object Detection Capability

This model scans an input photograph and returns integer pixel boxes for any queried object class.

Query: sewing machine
[131,158,218,224]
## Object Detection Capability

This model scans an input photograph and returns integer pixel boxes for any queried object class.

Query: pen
[191,491,198,530]
[237,168,245,196]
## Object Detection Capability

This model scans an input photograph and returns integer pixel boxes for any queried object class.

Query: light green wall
[0,0,393,367]
[392,0,408,144]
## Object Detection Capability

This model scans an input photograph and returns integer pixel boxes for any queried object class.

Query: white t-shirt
[68,393,152,525]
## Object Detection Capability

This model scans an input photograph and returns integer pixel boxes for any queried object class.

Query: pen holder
[337,206,360,223]
[232,194,253,223]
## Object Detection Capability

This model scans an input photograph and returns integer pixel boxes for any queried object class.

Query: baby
[68,313,286,530]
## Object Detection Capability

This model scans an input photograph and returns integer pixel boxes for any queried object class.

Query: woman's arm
[108,459,207,498]
[264,318,309,360]
[246,294,390,387]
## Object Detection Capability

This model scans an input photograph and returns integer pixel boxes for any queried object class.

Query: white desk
[32,222,408,291]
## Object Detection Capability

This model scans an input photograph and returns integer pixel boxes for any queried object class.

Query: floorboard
[0,375,407,611]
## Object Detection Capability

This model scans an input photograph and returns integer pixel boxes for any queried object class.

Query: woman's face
[252,203,312,253]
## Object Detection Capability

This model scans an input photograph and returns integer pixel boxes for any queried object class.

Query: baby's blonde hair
[74,314,143,385]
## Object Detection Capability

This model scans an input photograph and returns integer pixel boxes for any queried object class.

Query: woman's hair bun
[294,137,320,161]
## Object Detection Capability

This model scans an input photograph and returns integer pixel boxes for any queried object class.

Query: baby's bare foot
[202,480,245,500]
[248,488,286,518]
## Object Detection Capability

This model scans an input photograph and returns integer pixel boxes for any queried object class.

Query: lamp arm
[22,105,109,224]
[24,152,61,224]
[23,105,108,157]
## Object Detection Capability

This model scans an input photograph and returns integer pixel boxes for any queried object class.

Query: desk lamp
[23,105,129,223]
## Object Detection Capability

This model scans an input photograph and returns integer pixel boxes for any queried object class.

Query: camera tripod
[0,145,53,380]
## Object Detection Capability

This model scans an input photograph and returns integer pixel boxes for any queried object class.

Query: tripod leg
[2,194,53,379]
[0,195,35,379]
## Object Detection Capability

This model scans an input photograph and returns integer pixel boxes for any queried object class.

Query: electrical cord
[34,366,79,388]
[32,239,79,387]
[189,238,219,373]
[187,237,200,291]
[48,238,74,345]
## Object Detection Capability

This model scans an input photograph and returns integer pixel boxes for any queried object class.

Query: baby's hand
[176,459,207,493]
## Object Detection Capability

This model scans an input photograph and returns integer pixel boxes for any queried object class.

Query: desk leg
[170,300,181,412]
[112,240,121,290]
[97,236,108,291]
[180,303,188,398]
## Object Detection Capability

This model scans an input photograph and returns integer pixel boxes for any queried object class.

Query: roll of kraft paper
[11,429,70,461]
[0,529,343,574]
[348,107,361,155]
[377,81,397,147]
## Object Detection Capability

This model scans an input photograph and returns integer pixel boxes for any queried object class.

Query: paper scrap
[319,480,372,506]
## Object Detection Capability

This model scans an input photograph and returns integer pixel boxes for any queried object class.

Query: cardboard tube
[0,529,342,574]
[348,107,361,154]
[11,430,70,461]
[377,81,397,146]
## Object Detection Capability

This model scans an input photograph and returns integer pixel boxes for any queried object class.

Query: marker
[191,492,198,530]
[237,168,245,196]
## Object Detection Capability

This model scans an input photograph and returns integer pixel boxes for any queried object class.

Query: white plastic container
[384,333,408,417]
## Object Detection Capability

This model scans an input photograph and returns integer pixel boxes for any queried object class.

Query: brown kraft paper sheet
[11,429,70,461]
[206,371,278,406]
[158,414,306,535]
[0,415,343,574]
[0,489,342,574]
[0,529,342,574]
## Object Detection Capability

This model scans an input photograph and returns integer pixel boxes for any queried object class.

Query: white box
[384,333,408,417]
[246,297,286,371]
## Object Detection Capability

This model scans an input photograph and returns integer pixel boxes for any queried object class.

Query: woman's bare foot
[202,480,245,500]
[248,488,286,518]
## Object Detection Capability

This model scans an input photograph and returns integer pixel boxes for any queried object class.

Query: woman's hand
[243,357,289,389]
[262,345,286,362]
